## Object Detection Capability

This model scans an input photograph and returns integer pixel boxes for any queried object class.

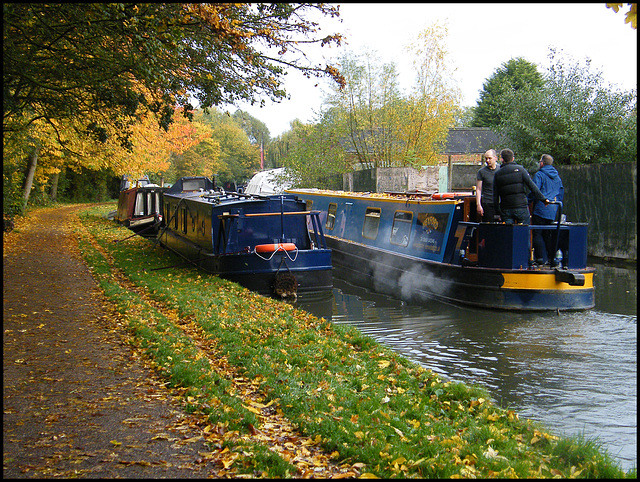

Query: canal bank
[5,204,632,478]
[313,260,636,472]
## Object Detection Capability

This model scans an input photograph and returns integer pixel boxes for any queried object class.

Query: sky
[229,3,637,138]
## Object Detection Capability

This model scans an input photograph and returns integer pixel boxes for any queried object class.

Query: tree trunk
[50,170,60,202]
[22,146,39,210]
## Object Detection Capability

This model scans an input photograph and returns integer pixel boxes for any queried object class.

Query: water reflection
[593,260,637,316]
[296,261,637,471]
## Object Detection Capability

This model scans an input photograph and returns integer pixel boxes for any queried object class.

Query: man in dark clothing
[529,154,564,265]
[476,149,498,222]
[493,148,548,225]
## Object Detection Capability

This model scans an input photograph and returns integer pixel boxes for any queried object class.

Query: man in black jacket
[493,149,549,225]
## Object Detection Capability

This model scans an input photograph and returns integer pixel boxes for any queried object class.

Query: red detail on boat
[254,243,297,253]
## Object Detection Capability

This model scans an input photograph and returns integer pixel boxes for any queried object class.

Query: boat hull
[157,178,333,298]
[115,184,167,238]
[160,228,333,295]
[329,236,594,311]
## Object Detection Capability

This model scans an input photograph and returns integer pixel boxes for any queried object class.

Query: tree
[453,106,476,127]
[3,3,345,211]
[323,23,459,169]
[232,110,271,146]
[325,50,404,168]
[105,109,211,184]
[4,4,344,137]
[606,3,637,29]
[2,106,208,213]
[402,23,460,165]
[182,109,260,185]
[169,137,222,182]
[472,58,544,128]
[498,49,637,165]
[276,114,348,188]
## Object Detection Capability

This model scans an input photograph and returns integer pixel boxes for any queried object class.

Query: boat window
[390,210,413,247]
[165,202,173,227]
[182,178,206,191]
[305,200,313,211]
[147,192,156,214]
[326,203,337,230]
[134,192,145,216]
[171,204,178,229]
[362,207,381,240]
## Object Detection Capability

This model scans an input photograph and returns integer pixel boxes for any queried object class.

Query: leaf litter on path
[3,205,359,479]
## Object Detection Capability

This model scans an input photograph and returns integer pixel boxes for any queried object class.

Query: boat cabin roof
[288,188,473,204]
[165,176,215,194]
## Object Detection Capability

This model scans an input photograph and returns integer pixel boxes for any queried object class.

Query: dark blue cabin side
[158,178,332,297]
[312,195,464,264]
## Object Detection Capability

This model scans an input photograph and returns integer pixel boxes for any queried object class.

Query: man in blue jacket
[529,154,564,266]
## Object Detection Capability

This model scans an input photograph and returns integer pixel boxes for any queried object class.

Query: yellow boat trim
[502,272,594,290]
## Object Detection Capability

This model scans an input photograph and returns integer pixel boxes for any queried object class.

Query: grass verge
[73,204,635,479]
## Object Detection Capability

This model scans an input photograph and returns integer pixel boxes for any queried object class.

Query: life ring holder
[253,243,299,261]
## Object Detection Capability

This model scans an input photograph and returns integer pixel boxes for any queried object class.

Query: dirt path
[3,206,221,478]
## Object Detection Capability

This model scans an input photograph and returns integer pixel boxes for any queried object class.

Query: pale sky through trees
[230,3,637,137]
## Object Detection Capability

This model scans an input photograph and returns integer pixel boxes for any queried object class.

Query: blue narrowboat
[157,177,332,298]
[288,188,595,311]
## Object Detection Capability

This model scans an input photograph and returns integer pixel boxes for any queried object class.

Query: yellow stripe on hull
[501,271,594,290]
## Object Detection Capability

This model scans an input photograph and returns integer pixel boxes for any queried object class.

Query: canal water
[298,260,637,471]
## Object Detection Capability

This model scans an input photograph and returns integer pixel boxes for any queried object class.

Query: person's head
[484,149,498,169]
[539,154,554,167]
[500,149,514,163]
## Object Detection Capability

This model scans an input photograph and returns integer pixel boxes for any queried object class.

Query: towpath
[3,205,224,478]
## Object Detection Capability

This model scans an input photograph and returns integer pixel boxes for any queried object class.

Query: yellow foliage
[607,3,637,28]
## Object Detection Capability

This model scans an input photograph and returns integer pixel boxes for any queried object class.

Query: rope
[253,245,299,262]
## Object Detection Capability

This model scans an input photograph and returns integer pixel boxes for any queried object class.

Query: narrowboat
[288,188,595,311]
[157,177,332,298]
[115,183,168,238]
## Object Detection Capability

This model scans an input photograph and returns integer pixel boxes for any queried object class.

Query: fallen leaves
[483,445,508,462]
[67,214,361,479]
[6,205,621,479]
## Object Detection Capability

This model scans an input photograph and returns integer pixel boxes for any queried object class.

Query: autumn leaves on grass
[73,204,630,479]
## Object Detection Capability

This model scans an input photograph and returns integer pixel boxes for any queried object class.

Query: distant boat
[115,181,167,238]
[288,188,595,311]
[244,168,292,196]
[119,174,152,191]
[157,177,332,298]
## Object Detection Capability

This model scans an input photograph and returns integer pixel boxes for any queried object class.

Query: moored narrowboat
[288,188,595,311]
[115,183,168,238]
[157,177,332,298]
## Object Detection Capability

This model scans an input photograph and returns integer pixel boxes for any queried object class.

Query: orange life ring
[432,192,472,200]
[431,193,455,200]
[254,243,297,253]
